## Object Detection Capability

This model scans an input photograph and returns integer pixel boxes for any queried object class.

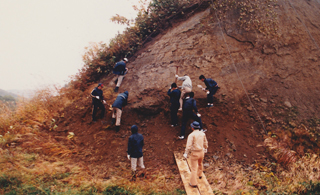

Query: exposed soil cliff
[49,0,320,192]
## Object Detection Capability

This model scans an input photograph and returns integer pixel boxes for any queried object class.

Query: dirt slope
[49,0,320,192]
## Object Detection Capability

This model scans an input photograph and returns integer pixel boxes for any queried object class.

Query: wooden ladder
[174,151,214,195]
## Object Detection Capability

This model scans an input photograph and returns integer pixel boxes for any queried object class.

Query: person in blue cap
[199,75,219,107]
[127,125,145,172]
[111,91,129,132]
[167,83,181,127]
[90,83,106,122]
[178,92,206,140]
[183,121,208,188]
[113,58,128,92]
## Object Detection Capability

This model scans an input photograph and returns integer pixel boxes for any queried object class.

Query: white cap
[123,58,128,62]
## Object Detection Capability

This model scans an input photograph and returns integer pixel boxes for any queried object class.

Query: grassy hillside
[1,0,320,194]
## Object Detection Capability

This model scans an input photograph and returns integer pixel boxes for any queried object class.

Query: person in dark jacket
[179,92,205,139]
[113,58,128,92]
[111,91,129,132]
[127,125,145,172]
[90,83,106,122]
[167,83,181,127]
[199,75,219,107]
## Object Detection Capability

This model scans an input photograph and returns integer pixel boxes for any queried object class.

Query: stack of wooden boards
[174,151,214,195]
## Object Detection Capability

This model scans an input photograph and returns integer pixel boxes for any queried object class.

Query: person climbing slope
[175,74,192,111]
[113,58,128,92]
[111,91,129,132]
[178,92,206,140]
[199,75,219,107]
[90,83,106,123]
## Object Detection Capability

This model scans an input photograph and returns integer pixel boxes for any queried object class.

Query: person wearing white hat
[113,58,129,92]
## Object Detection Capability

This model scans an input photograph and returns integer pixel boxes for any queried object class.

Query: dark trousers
[170,105,179,125]
[92,102,105,121]
[180,111,203,136]
[207,87,219,104]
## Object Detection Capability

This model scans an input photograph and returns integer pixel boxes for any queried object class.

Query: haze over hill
[7,89,35,99]
[0,88,18,99]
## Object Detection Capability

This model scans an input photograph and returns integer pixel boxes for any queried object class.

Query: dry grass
[0,86,186,194]
[202,153,320,194]
[1,87,320,194]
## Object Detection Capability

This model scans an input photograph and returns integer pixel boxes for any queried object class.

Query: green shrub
[301,181,320,195]
[22,185,49,195]
[0,175,21,189]
[103,185,135,195]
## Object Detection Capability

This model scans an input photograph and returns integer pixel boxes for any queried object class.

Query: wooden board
[186,158,214,195]
[174,152,200,195]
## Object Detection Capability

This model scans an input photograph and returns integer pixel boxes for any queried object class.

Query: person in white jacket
[175,74,192,110]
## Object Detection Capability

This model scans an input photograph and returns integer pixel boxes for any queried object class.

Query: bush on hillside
[0,87,74,136]
[70,0,202,91]
[69,0,280,91]
[213,0,279,37]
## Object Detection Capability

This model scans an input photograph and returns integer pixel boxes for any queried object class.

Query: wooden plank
[174,151,200,195]
[186,157,214,195]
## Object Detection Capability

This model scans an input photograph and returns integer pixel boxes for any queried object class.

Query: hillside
[2,0,320,194]
[0,88,18,99]
[48,0,320,193]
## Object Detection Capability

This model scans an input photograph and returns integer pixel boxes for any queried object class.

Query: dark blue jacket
[204,78,218,90]
[113,61,126,75]
[167,88,181,108]
[127,133,144,158]
[112,91,128,110]
[183,97,198,113]
[91,87,103,105]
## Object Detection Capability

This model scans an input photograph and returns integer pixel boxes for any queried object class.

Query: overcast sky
[0,0,143,91]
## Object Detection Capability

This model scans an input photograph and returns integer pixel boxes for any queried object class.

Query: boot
[114,87,119,92]
[115,126,120,132]
[111,118,116,125]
